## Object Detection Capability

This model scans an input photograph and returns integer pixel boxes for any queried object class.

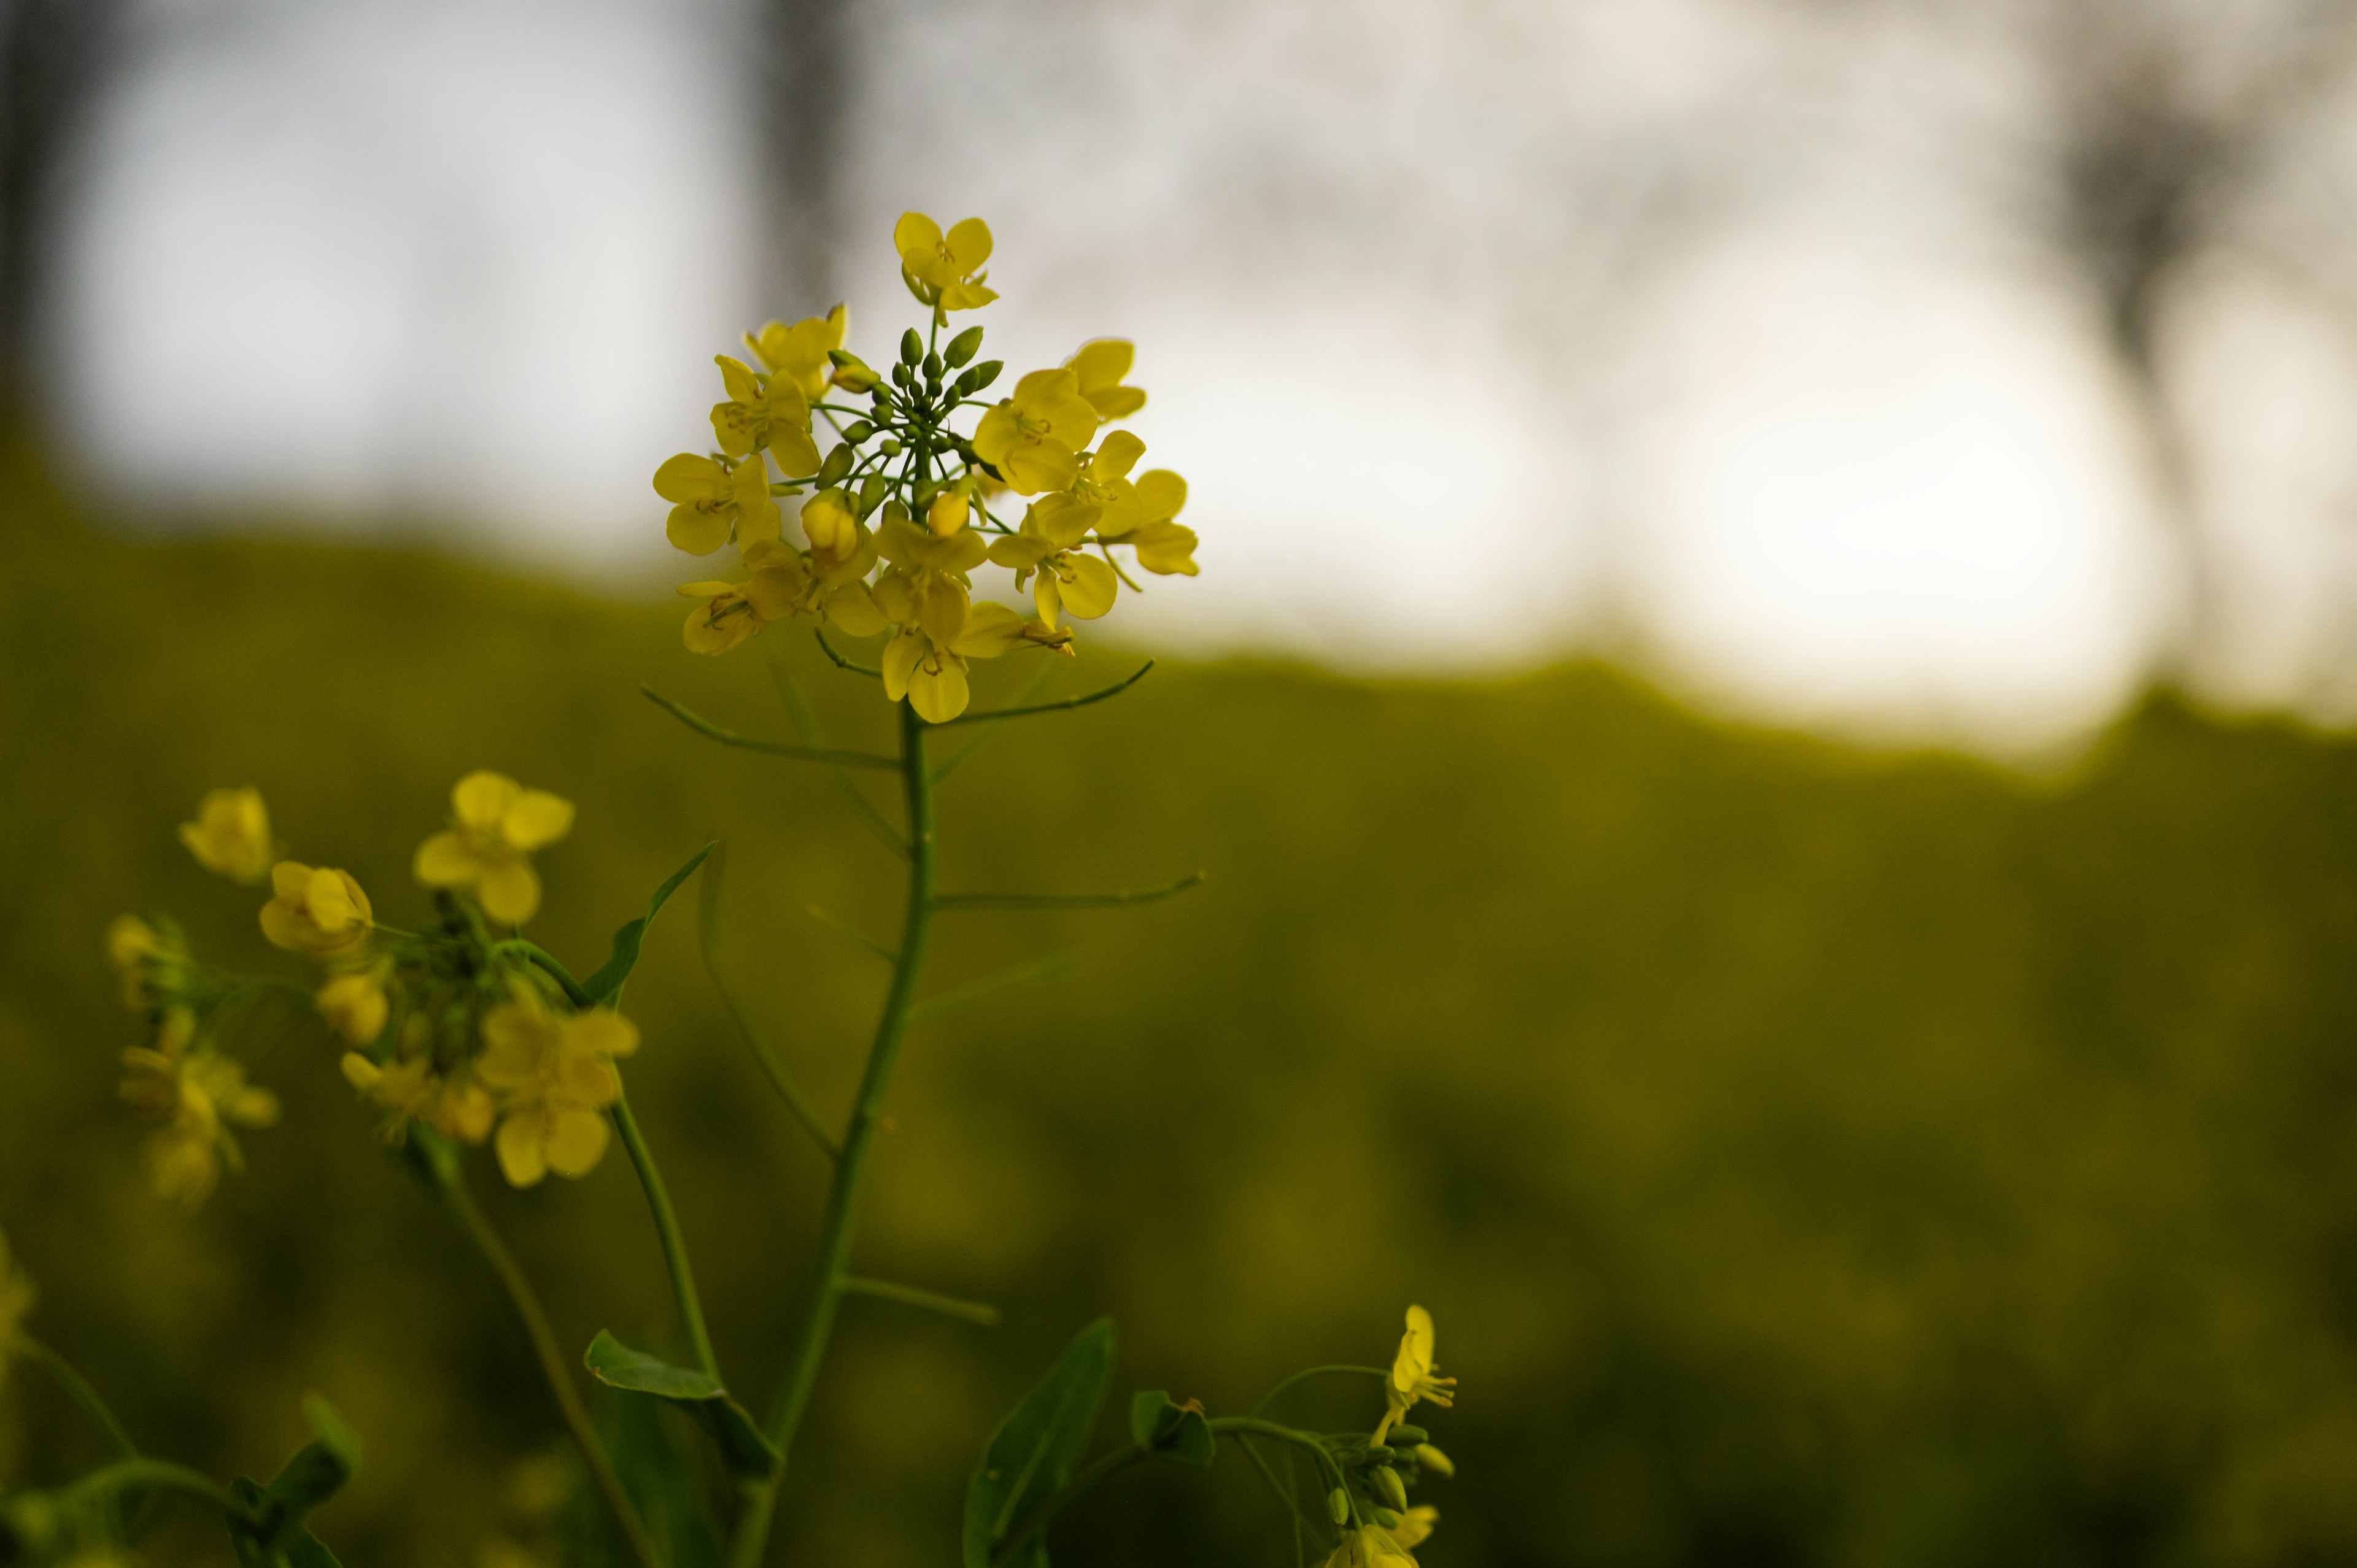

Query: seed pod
[945,325,985,367]
[1326,1488,1349,1524]
[900,328,924,365]
[1376,1467,1408,1511]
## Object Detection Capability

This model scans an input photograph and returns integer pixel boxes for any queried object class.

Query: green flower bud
[944,325,985,367]
[966,359,1003,393]
[1414,1444,1454,1478]
[922,350,943,378]
[1387,1424,1427,1446]
[817,444,854,486]
[856,474,889,518]
[900,328,924,365]
[879,438,903,456]
[842,420,875,444]
[1376,1466,1409,1510]
[1370,1507,1401,1530]
[1326,1488,1350,1525]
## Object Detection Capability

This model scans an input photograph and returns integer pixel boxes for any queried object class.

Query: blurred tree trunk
[757,0,848,315]
[0,0,126,417]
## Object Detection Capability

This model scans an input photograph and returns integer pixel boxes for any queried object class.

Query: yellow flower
[106,914,189,1010]
[317,969,390,1046]
[985,496,1119,627]
[1067,339,1146,422]
[894,212,998,312]
[972,369,1098,494]
[1412,1444,1453,1478]
[1375,1305,1456,1443]
[0,1226,35,1386]
[1391,1508,1439,1551]
[880,603,1051,724]
[652,453,780,556]
[1323,1524,1422,1568]
[414,773,575,927]
[678,541,810,655]
[746,305,850,401]
[1078,439,1196,577]
[120,1010,280,1209]
[178,786,273,883]
[259,862,373,958]
[474,997,638,1188]
[341,1051,493,1146]
[709,354,822,476]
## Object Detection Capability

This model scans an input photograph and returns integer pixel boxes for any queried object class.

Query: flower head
[710,355,822,476]
[474,996,638,1187]
[653,454,780,557]
[1067,339,1146,422]
[894,212,997,312]
[678,543,810,655]
[1323,1524,1422,1568]
[1376,1305,1457,1443]
[260,862,373,957]
[179,787,273,883]
[342,1050,493,1146]
[972,369,1097,494]
[747,305,850,401]
[120,1011,280,1208]
[414,772,575,927]
[985,497,1119,627]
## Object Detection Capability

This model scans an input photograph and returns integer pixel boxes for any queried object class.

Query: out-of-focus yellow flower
[875,505,988,641]
[746,305,849,401]
[652,454,780,557]
[710,355,822,476]
[341,1051,494,1146]
[1374,1305,1457,1443]
[474,997,637,1188]
[106,914,190,1010]
[894,212,998,312]
[0,1226,35,1386]
[879,603,1051,723]
[1390,1508,1439,1551]
[1323,1524,1422,1568]
[178,787,273,883]
[986,497,1119,627]
[1067,339,1146,422]
[1080,441,1196,576]
[317,970,390,1046]
[260,863,373,958]
[120,1011,280,1209]
[414,773,575,927]
[972,369,1097,494]
[678,542,810,656]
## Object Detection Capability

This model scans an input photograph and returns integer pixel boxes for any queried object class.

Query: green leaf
[228,1396,361,1564]
[1128,1389,1217,1468]
[592,1388,724,1568]
[962,1318,1116,1568]
[583,1329,780,1481]
[581,843,715,1005]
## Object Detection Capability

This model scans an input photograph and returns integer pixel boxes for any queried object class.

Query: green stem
[1250,1364,1390,1418]
[611,1080,719,1381]
[70,1458,260,1524]
[1210,1418,1349,1491]
[840,1275,1000,1326]
[699,845,842,1160]
[732,698,939,1568]
[433,1152,661,1568]
[14,1334,140,1458]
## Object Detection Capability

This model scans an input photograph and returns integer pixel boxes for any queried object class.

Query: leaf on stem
[1129,1390,1218,1468]
[581,843,715,1006]
[225,1395,361,1566]
[584,1330,780,1481]
[964,1318,1115,1568]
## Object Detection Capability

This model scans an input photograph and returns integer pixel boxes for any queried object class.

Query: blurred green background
[11,442,2357,1568]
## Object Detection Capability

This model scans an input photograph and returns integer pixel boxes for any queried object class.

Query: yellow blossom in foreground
[260,862,373,958]
[986,497,1118,627]
[972,369,1097,494]
[120,1011,280,1208]
[474,997,637,1188]
[880,603,1050,724]
[1390,1508,1438,1551]
[1067,339,1146,422]
[1375,1305,1457,1443]
[342,1052,494,1145]
[414,772,575,926]
[710,355,822,476]
[178,786,273,883]
[317,970,390,1046]
[747,305,849,401]
[652,453,780,557]
[894,212,997,312]
[0,1226,35,1386]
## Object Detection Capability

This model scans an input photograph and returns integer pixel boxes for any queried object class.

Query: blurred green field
[10,447,2357,1567]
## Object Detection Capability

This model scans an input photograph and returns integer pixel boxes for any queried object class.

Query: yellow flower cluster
[1320,1306,1458,1568]
[653,211,1199,721]
[118,1006,281,1210]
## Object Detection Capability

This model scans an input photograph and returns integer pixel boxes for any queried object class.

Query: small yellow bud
[260,862,373,957]
[926,490,970,538]
[179,787,273,884]
[1414,1444,1453,1478]
[1375,1466,1408,1511]
[317,971,389,1046]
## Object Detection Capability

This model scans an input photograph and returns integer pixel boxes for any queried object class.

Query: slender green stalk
[840,1275,1001,1326]
[14,1334,139,1458]
[1250,1364,1390,1418]
[731,698,938,1568]
[1210,1418,1350,1491]
[905,952,1077,1027]
[767,660,908,860]
[934,660,1154,726]
[433,1156,660,1568]
[699,848,842,1159]
[932,872,1205,912]
[70,1459,260,1524]
[611,1081,719,1381]
[642,686,897,768]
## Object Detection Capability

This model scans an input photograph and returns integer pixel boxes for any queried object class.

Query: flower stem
[731,697,937,1568]
[70,1458,261,1524]
[14,1334,139,1458]
[432,1151,660,1568]
[611,1079,719,1381]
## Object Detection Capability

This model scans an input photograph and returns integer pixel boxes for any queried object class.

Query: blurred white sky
[44,0,2357,749]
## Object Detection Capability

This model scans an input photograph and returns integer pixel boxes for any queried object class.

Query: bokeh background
[12,0,2357,1563]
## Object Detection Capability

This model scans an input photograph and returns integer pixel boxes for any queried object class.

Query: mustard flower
[0,1226,34,1388]
[260,862,373,958]
[316,969,390,1046]
[747,304,849,401]
[710,354,822,476]
[880,602,1051,723]
[1079,439,1196,576]
[1391,1508,1439,1551]
[341,1051,493,1146]
[986,496,1119,627]
[120,1010,280,1209]
[106,913,189,1010]
[474,996,638,1188]
[414,772,575,927]
[1067,339,1146,422]
[895,212,998,312]
[972,369,1098,494]
[178,786,273,883]
[1324,1525,1422,1568]
[678,541,810,655]
[652,453,781,557]
[1375,1305,1457,1443]
[796,492,889,633]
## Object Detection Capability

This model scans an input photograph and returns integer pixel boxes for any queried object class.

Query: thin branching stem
[840,1275,1002,1326]
[807,905,899,964]
[642,686,896,768]
[15,1335,139,1458]
[611,1079,720,1382]
[767,660,908,859]
[905,952,1077,1027]
[700,848,841,1161]
[815,627,882,678]
[69,1459,261,1525]
[1250,1364,1391,1419]
[932,872,1206,913]
[935,661,1154,727]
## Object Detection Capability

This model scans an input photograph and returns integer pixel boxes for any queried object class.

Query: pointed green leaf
[583,1329,780,1480]
[962,1318,1115,1568]
[582,843,715,1005]
[594,1388,724,1568]
[1128,1389,1217,1468]
[228,1395,362,1563]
